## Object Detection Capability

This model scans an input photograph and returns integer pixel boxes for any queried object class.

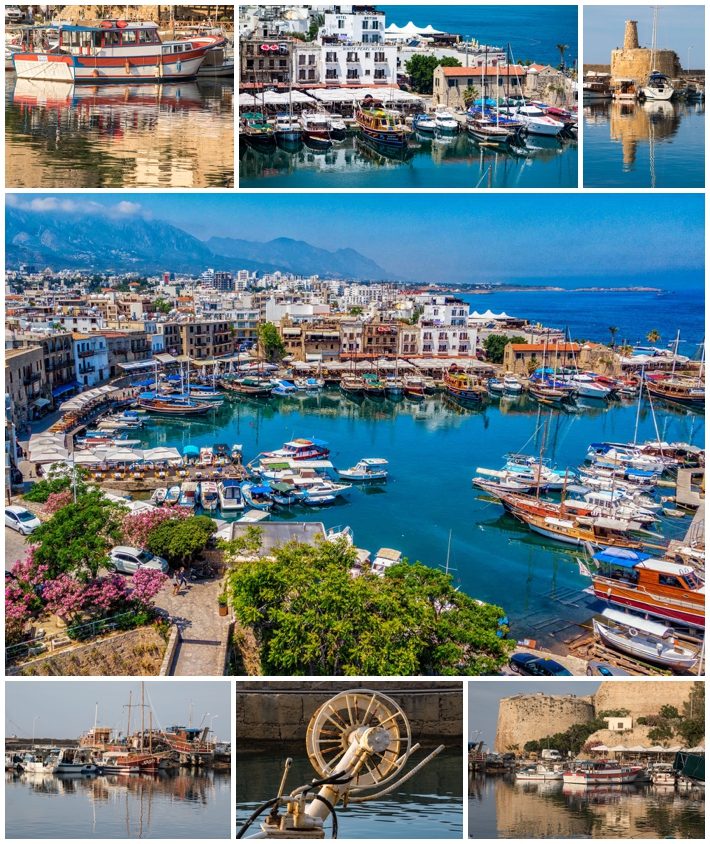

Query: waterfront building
[103,330,152,378]
[72,333,109,388]
[322,8,386,44]
[179,321,233,361]
[279,318,342,362]
[5,330,77,404]
[293,41,321,84]
[432,65,526,109]
[339,316,399,359]
[240,36,293,87]
[419,324,478,358]
[502,341,581,375]
[421,296,470,327]
[322,43,396,86]
[5,346,50,426]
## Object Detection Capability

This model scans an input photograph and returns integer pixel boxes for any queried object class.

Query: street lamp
[687,46,693,74]
[210,715,219,733]
[33,716,40,747]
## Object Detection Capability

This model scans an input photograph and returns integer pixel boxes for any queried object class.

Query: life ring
[628,628,638,637]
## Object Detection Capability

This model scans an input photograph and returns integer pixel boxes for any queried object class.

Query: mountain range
[5,206,393,280]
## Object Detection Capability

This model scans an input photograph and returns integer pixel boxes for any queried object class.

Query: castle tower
[623,21,639,51]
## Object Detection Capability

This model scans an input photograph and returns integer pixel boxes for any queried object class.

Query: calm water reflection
[583,99,705,188]
[237,747,463,839]
[469,774,705,839]
[6,768,231,839]
[5,74,234,188]
[239,130,577,188]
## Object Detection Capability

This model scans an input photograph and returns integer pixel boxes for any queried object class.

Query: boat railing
[5,610,146,665]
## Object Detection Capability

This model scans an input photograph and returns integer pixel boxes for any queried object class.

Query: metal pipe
[347,745,445,803]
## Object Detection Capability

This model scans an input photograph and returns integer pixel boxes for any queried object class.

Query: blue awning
[132,379,155,387]
[183,445,199,455]
[309,438,328,447]
[593,548,650,566]
[51,382,80,397]
[250,485,272,495]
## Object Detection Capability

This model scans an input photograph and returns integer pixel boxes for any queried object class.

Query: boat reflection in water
[468,772,705,839]
[240,129,577,188]
[6,767,230,839]
[583,99,704,188]
[6,75,234,188]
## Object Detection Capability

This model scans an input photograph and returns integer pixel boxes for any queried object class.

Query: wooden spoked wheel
[306,690,411,790]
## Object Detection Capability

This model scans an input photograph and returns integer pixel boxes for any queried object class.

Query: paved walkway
[154,577,231,676]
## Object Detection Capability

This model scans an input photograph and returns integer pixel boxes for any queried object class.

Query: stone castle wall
[495,693,595,752]
[494,682,697,751]
[611,47,681,86]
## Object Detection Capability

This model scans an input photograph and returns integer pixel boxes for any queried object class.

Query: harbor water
[236,746,463,839]
[468,773,706,839]
[5,75,234,189]
[583,100,705,189]
[5,768,231,839]
[239,130,577,189]
[135,388,703,649]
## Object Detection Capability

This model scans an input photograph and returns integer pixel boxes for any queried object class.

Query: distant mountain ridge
[5,206,393,279]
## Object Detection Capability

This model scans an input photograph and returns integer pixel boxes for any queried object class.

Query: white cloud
[6,195,147,219]
[115,201,143,215]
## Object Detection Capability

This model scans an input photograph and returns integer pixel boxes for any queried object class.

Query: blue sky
[585,5,705,67]
[5,681,231,741]
[469,681,600,747]
[7,193,704,286]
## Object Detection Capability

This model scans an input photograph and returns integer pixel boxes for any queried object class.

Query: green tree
[146,516,216,567]
[219,526,264,563]
[527,356,539,375]
[647,329,661,346]
[404,54,440,94]
[439,56,462,68]
[258,322,286,363]
[226,538,513,676]
[659,705,680,720]
[153,298,172,314]
[483,334,525,365]
[608,326,619,349]
[24,470,89,503]
[461,85,480,108]
[647,723,674,744]
[30,490,127,580]
[349,306,364,316]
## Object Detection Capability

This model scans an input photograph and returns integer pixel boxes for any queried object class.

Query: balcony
[79,366,96,374]
[78,349,95,358]
[23,372,42,386]
[346,55,358,64]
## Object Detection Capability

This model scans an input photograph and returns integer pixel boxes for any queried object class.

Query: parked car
[107,546,169,575]
[5,506,41,535]
[509,653,573,676]
[586,660,632,677]
[5,7,23,21]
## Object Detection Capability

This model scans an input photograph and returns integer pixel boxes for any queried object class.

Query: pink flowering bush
[43,490,74,515]
[121,508,190,549]
[130,568,168,609]
[42,574,85,619]
[82,575,130,615]
[11,548,49,589]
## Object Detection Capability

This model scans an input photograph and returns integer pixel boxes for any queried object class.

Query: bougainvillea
[43,490,74,515]
[42,574,85,618]
[130,569,168,609]
[10,547,48,588]
[82,575,130,615]
[121,507,190,549]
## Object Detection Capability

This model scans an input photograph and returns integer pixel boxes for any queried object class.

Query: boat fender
[177,60,182,72]
[92,69,99,77]
[117,20,128,29]
[125,59,130,74]
[628,628,638,637]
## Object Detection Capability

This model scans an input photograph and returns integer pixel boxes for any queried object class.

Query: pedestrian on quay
[179,566,188,591]
[172,569,181,596]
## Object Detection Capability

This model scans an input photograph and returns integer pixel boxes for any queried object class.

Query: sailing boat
[466,49,518,144]
[642,7,675,100]
[275,75,302,148]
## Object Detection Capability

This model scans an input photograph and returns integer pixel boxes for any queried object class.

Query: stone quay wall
[236,681,463,742]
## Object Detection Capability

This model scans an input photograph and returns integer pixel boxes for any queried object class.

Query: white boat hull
[642,86,674,101]
[593,620,698,672]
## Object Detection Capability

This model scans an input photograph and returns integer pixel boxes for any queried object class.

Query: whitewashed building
[72,332,109,387]
[322,43,397,86]
[322,10,386,44]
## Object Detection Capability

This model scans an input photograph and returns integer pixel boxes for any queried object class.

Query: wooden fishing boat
[336,458,388,482]
[563,761,643,785]
[444,371,486,403]
[165,484,181,505]
[151,487,167,505]
[139,397,212,416]
[520,511,644,550]
[587,548,705,629]
[240,482,274,511]
[221,377,273,397]
[403,376,426,398]
[162,726,215,763]
[340,375,365,395]
[178,481,199,509]
[11,19,223,82]
[646,379,705,408]
[363,374,386,397]
[529,384,568,404]
[241,112,276,150]
[355,97,411,147]
[592,608,699,672]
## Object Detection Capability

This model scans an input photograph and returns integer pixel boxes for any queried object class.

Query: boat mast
[671,329,680,378]
[698,339,705,385]
[633,365,644,445]
[445,529,452,575]
[94,701,98,735]
[650,5,658,70]
[536,420,547,501]
[141,682,145,751]
[127,690,132,745]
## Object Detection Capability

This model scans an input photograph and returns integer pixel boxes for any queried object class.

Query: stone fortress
[611,20,682,86]
[494,681,697,752]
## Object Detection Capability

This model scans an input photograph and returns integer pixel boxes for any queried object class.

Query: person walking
[172,569,181,596]
[178,566,188,591]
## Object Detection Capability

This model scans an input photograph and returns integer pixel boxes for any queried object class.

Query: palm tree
[647,329,661,346]
[461,85,480,108]
[618,344,633,358]
[556,44,569,71]
[608,326,619,349]
[527,356,540,375]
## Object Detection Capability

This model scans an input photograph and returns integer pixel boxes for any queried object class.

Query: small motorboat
[231,444,243,461]
[472,476,539,496]
[515,765,564,782]
[272,380,298,397]
[592,608,699,672]
[151,487,168,505]
[178,481,199,509]
[412,113,436,132]
[268,481,300,506]
[336,458,389,482]
[503,374,523,393]
[662,507,686,518]
[434,106,459,132]
[294,377,324,392]
[199,447,214,467]
[218,479,244,511]
[165,484,181,505]
[199,481,219,512]
[241,482,274,511]
[487,378,505,393]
